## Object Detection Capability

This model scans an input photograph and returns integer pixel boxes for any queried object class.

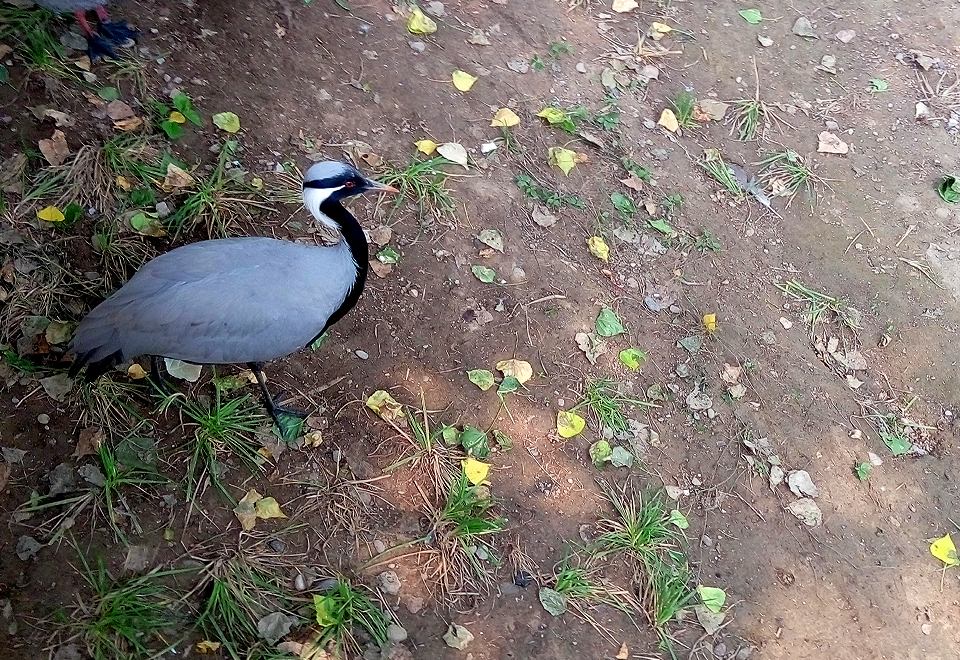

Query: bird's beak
[363,179,399,194]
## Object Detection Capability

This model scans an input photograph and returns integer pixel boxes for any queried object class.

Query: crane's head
[302,161,397,230]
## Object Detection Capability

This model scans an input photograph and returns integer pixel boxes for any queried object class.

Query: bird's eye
[343,181,355,189]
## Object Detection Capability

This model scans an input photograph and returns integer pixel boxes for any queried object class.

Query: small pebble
[575,62,587,73]
[355,350,369,359]
[36,414,50,425]
[408,40,426,53]
[377,570,401,595]
[374,539,386,553]
[387,624,408,642]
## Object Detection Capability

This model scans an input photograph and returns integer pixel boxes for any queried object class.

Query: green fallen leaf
[471,264,497,283]
[697,585,726,613]
[595,307,625,337]
[548,146,577,175]
[854,462,871,481]
[589,440,612,467]
[459,425,490,459]
[868,78,888,92]
[212,111,241,133]
[669,509,689,529]
[618,348,647,370]
[467,369,496,391]
[538,587,567,616]
[377,246,401,264]
[938,176,960,204]
[498,375,521,396]
[647,218,675,235]
[129,211,166,237]
[738,8,763,24]
[441,424,459,445]
[611,192,636,216]
[492,429,513,450]
[98,86,120,101]
[610,446,633,468]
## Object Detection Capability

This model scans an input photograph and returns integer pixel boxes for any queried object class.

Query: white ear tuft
[303,186,343,231]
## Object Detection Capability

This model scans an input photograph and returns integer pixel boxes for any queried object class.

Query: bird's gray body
[70,236,358,366]
[33,0,107,12]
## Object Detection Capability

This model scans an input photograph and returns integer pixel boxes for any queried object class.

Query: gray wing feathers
[70,238,357,365]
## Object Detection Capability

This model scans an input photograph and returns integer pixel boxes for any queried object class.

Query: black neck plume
[318,198,369,334]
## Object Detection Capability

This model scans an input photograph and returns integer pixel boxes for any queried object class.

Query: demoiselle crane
[32,0,138,60]
[68,161,397,423]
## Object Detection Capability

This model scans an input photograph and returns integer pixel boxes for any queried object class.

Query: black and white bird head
[302,161,397,231]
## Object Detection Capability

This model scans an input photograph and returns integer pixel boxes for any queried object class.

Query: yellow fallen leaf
[658,108,679,132]
[212,111,241,133]
[366,390,405,422]
[931,534,959,566]
[254,496,287,521]
[703,313,717,333]
[462,457,490,485]
[116,175,133,191]
[196,640,222,654]
[415,139,438,155]
[452,70,478,91]
[537,107,566,124]
[616,643,629,660]
[651,22,672,33]
[127,363,147,379]
[491,107,520,127]
[611,0,638,12]
[37,206,65,222]
[304,430,323,446]
[557,410,586,438]
[548,146,577,175]
[169,110,186,124]
[233,488,262,531]
[588,236,609,261]
[114,116,144,131]
[496,359,533,384]
[406,7,437,34]
[251,177,263,190]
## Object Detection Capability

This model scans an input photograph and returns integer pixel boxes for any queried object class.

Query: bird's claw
[98,20,139,46]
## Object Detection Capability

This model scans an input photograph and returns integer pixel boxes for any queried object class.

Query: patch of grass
[377,156,457,227]
[515,173,584,210]
[91,221,155,291]
[294,463,386,543]
[869,413,914,457]
[694,229,721,253]
[698,149,743,198]
[78,376,149,435]
[106,54,153,99]
[17,439,167,544]
[166,140,275,238]
[774,279,862,334]
[19,144,115,211]
[530,54,546,71]
[670,91,699,129]
[161,379,268,504]
[592,482,694,634]
[312,576,390,655]
[383,394,461,496]
[194,556,307,660]
[102,132,167,186]
[0,5,77,81]
[550,554,640,638]
[71,553,189,660]
[422,474,506,602]
[571,378,651,434]
[621,158,652,182]
[548,41,575,57]
[730,98,764,141]
[756,150,817,207]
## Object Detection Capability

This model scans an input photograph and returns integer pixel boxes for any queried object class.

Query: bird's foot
[265,391,308,441]
[85,34,119,61]
[97,20,139,47]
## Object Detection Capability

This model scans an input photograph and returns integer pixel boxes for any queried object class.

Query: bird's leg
[248,363,308,427]
[73,10,96,37]
[148,356,174,397]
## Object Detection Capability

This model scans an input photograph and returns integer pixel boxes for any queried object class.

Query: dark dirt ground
[1,0,960,658]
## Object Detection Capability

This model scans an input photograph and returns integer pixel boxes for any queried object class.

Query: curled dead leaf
[38,130,70,166]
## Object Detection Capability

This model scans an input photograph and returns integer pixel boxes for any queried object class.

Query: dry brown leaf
[162,163,194,191]
[38,130,70,166]
[616,643,629,660]
[114,117,144,131]
[657,108,679,132]
[0,44,12,59]
[620,175,645,192]
[368,225,392,246]
[74,426,104,459]
[611,0,638,12]
[817,131,848,154]
[370,261,393,278]
[497,359,533,383]
[82,91,107,107]
[106,100,136,120]
[0,461,11,491]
